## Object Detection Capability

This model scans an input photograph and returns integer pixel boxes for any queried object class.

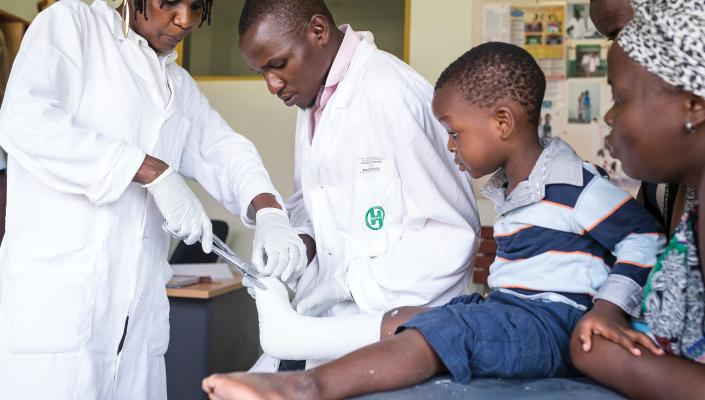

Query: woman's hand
[139,157,213,254]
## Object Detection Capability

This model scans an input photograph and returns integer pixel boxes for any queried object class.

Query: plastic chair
[168,220,229,264]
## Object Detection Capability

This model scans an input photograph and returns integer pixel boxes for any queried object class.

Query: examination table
[356,376,624,399]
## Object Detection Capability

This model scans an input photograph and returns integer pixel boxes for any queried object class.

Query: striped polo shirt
[482,138,665,316]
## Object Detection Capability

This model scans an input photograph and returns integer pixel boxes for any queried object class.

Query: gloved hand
[144,166,213,253]
[243,275,296,300]
[252,208,308,282]
[295,275,351,317]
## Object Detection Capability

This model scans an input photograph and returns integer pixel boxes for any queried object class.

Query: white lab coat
[291,31,479,325]
[0,1,280,399]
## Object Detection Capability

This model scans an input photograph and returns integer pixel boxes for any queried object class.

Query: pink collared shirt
[311,25,361,134]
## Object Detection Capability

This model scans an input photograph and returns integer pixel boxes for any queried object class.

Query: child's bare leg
[203,306,438,400]
[570,332,705,400]
[203,329,445,400]
[312,328,446,398]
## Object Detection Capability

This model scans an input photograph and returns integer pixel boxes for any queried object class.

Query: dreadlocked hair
[134,0,214,27]
[436,42,546,127]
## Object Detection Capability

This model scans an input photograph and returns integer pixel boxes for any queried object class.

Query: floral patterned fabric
[643,203,704,363]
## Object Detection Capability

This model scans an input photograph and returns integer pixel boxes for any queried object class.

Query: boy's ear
[494,107,515,140]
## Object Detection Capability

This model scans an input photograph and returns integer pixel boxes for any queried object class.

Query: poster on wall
[539,81,567,141]
[568,80,601,124]
[565,3,602,40]
[483,4,511,43]
[480,2,630,191]
[567,42,608,78]
[510,4,566,79]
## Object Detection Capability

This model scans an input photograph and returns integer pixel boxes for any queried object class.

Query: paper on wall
[483,4,511,43]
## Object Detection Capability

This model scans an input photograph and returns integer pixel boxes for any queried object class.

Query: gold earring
[121,0,130,38]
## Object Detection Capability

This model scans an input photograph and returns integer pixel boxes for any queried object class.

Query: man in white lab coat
[239,0,481,370]
[0,0,306,399]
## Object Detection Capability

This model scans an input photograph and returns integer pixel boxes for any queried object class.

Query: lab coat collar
[322,25,361,94]
[481,138,584,215]
[326,31,376,111]
[93,0,178,65]
[298,31,377,173]
[300,28,375,144]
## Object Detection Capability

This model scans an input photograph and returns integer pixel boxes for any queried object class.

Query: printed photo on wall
[568,81,601,124]
[539,81,566,141]
[539,109,554,141]
[567,43,607,78]
[565,3,602,40]
[510,5,566,78]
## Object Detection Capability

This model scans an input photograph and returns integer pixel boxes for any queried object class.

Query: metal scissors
[162,222,268,290]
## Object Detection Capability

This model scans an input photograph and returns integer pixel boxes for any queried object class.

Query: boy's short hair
[436,42,546,127]
[239,0,336,36]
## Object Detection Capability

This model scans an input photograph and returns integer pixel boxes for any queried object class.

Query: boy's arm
[574,176,665,317]
[573,175,665,356]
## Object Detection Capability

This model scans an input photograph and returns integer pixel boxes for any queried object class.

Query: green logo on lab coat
[365,206,385,230]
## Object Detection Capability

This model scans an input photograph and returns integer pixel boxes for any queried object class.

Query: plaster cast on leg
[254,277,384,361]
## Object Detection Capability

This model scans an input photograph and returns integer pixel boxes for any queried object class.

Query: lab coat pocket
[355,177,403,256]
[0,246,99,354]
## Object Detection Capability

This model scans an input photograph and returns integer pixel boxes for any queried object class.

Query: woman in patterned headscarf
[570,1,705,399]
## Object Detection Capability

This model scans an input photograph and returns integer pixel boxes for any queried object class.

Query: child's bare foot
[202,371,319,400]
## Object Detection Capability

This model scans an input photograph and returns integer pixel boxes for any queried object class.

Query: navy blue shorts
[398,291,585,384]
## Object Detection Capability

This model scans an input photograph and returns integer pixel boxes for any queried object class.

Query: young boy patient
[202,42,665,400]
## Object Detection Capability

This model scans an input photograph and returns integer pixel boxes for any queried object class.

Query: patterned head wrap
[618,0,705,99]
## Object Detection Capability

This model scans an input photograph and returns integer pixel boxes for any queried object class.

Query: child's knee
[380,306,428,338]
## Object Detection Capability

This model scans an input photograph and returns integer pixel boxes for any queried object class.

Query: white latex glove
[243,275,295,300]
[251,208,307,282]
[295,276,351,317]
[144,166,213,253]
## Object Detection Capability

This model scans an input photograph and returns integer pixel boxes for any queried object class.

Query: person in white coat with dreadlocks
[0,0,307,398]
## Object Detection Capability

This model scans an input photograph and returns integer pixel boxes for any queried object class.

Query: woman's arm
[698,175,704,274]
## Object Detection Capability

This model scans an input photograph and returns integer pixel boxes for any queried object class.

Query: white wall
[0,0,36,22]
[409,0,473,83]
[407,0,496,226]
[192,79,297,258]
